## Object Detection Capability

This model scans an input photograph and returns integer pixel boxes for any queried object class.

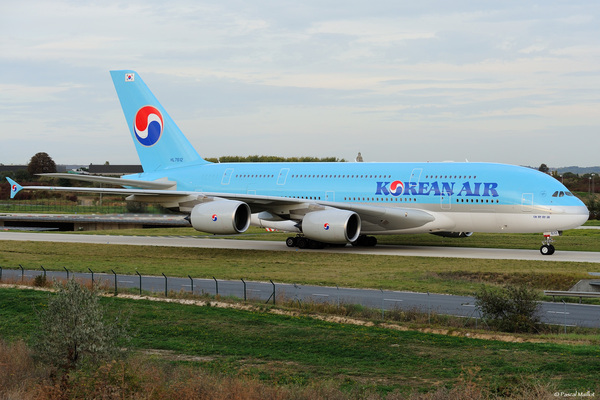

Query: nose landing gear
[540,232,560,255]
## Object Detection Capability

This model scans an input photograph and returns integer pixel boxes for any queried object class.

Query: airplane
[6,70,589,255]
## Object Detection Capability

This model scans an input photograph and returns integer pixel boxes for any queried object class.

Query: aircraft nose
[574,203,590,225]
[571,205,590,227]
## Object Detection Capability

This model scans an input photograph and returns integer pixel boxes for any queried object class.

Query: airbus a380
[7,70,589,255]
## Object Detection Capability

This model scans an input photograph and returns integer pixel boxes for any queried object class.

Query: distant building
[0,165,67,173]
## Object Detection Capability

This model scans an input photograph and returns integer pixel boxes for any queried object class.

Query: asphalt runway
[0,231,599,263]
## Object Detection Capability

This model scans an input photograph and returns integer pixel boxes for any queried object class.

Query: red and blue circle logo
[390,180,404,196]
[134,106,163,147]
[323,223,330,230]
[11,185,18,193]
[212,214,218,222]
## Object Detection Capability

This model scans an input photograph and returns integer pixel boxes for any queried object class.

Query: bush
[474,284,541,333]
[33,274,47,287]
[33,279,129,371]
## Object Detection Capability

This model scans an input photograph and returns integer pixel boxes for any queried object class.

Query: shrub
[474,284,541,333]
[33,279,129,371]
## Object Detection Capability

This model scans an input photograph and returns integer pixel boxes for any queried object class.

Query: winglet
[6,177,23,199]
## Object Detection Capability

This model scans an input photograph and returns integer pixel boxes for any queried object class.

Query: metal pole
[427,291,431,324]
[111,269,118,296]
[562,300,567,335]
[213,276,218,296]
[136,270,142,295]
[162,273,168,297]
[63,266,69,280]
[88,268,94,286]
[380,289,384,320]
[241,278,246,301]
[0,266,2,281]
[19,264,24,281]
[270,280,275,305]
[188,275,194,294]
[40,265,46,278]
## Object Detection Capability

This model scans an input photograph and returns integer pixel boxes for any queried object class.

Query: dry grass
[0,338,562,400]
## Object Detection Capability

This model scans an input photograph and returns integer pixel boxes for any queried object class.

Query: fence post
[270,280,276,305]
[88,268,94,286]
[63,266,70,280]
[19,264,24,281]
[111,269,118,296]
[241,278,246,301]
[0,266,2,281]
[380,289,385,320]
[162,273,168,297]
[188,275,194,294]
[213,276,218,296]
[40,265,46,278]
[427,291,431,325]
[562,300,567,335]
[135,270,142,295]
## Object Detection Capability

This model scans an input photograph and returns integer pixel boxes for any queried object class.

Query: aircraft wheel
[296,237,308,249]
[285,237,296,247]
[540,244,554,255]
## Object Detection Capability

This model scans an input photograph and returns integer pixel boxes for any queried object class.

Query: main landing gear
[286,236,327,249]
[540,232,556,255]
[285,234,379,249]
[351,235,378,247]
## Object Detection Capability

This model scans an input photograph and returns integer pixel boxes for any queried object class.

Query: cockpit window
[552,190,574,198]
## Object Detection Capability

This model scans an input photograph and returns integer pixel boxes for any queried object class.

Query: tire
[540,245,551,255]
[285,237,296,247]
[297,237,308,249]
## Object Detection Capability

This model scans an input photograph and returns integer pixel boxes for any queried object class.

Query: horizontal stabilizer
[6,177,23,199]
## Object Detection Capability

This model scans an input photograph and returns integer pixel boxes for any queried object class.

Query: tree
[33,280,129,371]
[27,152,57,176]
[474,284,541,333]
[538,163,549,174]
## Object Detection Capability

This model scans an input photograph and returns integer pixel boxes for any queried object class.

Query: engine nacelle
[301,210,361,244]
[430,231,473,238]
[189,200,251,234]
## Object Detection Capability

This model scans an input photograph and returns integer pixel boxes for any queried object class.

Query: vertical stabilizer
[110,70,207,172]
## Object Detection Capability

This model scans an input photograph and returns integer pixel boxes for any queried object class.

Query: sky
[1,1,599,168]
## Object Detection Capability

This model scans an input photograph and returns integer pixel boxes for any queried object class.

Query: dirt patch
[141,349,215,363]
[434,271,580,291]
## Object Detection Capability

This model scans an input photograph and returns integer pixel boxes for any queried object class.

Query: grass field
[1,227,599,296]
[1,287,599,396]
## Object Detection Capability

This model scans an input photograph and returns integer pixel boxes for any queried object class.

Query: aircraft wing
[6,177,435,231]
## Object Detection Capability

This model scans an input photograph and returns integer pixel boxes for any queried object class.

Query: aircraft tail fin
[110,70,208,172]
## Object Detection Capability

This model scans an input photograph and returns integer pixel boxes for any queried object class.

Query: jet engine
[189,200,251,234]
[301,209,361,244]
[430,231,473,238]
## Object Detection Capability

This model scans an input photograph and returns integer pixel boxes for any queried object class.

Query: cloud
[0,0,599,166]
